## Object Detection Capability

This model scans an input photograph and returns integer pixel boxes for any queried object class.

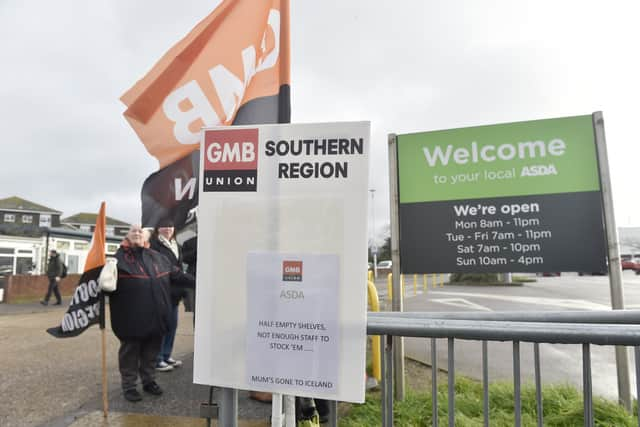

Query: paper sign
[246,252,339,395]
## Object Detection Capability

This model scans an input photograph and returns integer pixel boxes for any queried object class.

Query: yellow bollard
[413,274,417,295]
[423,274,427,291]
[432,273,436,289]
[439,273,444,287]
[367,280,381,381]
[401,274,405,297]
[368,269,373,283]
[387,273,392,301]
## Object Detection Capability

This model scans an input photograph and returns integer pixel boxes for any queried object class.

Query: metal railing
[367,310,640,427]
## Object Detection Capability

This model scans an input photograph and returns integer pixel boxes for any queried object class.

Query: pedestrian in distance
[100,224,195,402]
[149,222,187,372]
[41,249,64,306]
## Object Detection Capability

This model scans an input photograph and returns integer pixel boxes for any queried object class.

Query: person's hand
[55,277,60,282]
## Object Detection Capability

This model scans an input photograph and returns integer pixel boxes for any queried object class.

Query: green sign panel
[396,115,607,274]
[398,115,600,203]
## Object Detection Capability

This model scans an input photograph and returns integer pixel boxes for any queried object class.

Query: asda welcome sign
[396,115,607,273]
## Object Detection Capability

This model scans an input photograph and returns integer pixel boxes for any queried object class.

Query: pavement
[0,300,273,427]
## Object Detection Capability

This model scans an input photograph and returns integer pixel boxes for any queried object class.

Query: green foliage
[339,377,637,426]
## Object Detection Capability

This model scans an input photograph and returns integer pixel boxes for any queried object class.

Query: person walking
[149,223,186,372]
[41,249,63,306]
[101,224,195,402]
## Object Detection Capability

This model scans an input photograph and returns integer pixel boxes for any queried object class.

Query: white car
[377,260,392,269]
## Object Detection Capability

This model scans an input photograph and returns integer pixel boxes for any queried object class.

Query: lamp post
[369,189,377,279]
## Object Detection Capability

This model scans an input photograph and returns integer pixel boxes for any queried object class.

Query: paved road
[0,303,271,427]
[372,270,640,400]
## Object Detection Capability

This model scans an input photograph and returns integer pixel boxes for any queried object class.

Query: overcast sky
[2,1,639,242]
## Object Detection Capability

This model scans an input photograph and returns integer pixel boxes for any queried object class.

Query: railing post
[482,341,489,427]
[635,346,640,427]
[381,334,394,427]
[583,343,594,426]
[513,341,521,427]
[534,343,543,427]
[432,338,438,427]
[448,338,455,427]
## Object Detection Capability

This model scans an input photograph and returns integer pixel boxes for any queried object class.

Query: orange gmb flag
[84,202,106,272]
[47,202,107,338]
[121,0,291,169]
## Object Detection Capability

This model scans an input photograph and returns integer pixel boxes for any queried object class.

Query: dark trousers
[44,277,61,303]
[157,304,179,363]
[118,335,162,391]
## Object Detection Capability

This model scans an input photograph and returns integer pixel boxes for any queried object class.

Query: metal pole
[592,111,632,410]
[370,189,378,279]
[513,341,521,427]
[583,343,594,427]
[447,338,455,427]
[325,401,338,427]
[271,393,283,427]
[219,387,238,427]
[432,338,438,427]
[482,341,489,427]
[388,133,405,400]
[284,395,295,427]
[534,343,543,427]
[635,347,640,427]
[206,387,214,427]
[381,334,394,427]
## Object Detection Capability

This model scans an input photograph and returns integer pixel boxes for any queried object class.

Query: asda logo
[422,139,566,167]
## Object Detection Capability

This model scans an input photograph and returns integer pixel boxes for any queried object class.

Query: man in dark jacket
[104,225,195,402]
[41,249,63,306]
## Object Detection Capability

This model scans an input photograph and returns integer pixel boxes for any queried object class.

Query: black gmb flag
[47,202,107,338]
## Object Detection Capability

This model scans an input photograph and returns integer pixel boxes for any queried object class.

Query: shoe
[165,357,182,367]
[155,361,174,372]
[40,301,48,306]
[143,381,163,395]
[123,389,142,402]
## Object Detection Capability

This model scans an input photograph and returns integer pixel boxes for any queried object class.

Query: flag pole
[100,292,109,418]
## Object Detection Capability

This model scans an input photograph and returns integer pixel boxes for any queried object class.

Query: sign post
[194,122,370,404]
[592,111,630,410]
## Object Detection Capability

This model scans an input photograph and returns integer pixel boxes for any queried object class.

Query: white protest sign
[194,122,370,403]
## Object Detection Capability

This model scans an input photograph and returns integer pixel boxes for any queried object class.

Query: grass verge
[339,376,637,426]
